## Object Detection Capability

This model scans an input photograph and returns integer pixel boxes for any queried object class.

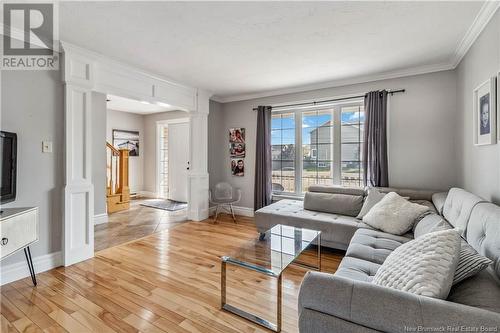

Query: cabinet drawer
[0,209,38,259]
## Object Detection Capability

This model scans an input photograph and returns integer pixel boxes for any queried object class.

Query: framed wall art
[113,129,140,156]
[473,77,497,146]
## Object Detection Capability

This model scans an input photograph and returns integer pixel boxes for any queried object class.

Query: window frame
[271,100,364,196]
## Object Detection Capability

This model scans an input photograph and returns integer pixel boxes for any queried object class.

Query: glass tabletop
[222,224,321,276]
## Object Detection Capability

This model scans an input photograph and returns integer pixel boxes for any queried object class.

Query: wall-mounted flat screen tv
[1,131,17,204]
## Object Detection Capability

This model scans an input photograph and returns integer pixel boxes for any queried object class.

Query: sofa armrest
[299,272,500,333]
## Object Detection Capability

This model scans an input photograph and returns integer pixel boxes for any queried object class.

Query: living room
[1,2,499,333]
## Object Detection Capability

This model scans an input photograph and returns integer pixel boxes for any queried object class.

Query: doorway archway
[61,42,210,266]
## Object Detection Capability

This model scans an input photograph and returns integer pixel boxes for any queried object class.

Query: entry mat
[141,199,188,211]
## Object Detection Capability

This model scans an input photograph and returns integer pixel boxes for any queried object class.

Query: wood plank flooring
[94,199,188,252]
[1,214,343,333]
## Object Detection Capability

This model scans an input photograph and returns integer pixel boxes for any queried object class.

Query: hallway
[95,198,188,252]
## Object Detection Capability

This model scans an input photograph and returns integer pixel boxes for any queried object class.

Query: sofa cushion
[442,187,485,236]
[308,185,365,196]
[413,213,451,238]
[335,256,381,282]
[255,199,371,250]
[466,202,500,279]
[363,192,430,235]
[304,191,363,217]
[346,229,411,265]
[376,187,436,201]
[447,269,500,314]
[432,191,448,215]
[373,229,461,299]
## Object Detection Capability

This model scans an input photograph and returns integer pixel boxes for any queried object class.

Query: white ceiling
[107,94,176,114]
[60,2,490,102]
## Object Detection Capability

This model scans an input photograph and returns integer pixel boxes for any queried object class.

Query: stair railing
[106,142,130,213]
[106,142,120,195]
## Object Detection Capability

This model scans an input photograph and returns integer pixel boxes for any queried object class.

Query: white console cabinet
[0,207,39,285]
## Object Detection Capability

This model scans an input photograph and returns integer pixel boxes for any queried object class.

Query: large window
[271,100,365,195]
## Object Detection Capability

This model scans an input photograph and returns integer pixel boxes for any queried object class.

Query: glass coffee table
[221,224,321,332]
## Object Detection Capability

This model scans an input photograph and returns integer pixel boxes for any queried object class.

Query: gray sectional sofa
[255,185,437,250]
[255,186,500,332]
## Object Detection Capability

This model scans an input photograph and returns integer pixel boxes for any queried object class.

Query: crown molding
[451,1,500,68]
[60,41,197,92]
[213,2,499,104]
[213,62,453,103]
[210,95,224,103]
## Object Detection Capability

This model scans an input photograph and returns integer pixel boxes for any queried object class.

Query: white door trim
[156,118,190,198]
[61,41,210,266]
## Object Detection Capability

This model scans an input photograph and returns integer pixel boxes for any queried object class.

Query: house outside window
[271,100,364,195]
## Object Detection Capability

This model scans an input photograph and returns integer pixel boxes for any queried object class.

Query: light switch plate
[42,141,53,153]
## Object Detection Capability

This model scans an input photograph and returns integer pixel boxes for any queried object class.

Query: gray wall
[143,110,190,194]
[106,109,145,193]
[457,9,500,204]
[213,70,458,209]
[208,100,225,193]
[92,92,107,216]
[1,70,64,266]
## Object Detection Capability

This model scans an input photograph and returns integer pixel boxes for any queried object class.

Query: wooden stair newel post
[118,148,130,203]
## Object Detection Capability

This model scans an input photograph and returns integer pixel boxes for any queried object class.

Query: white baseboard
[209,205,255,217]
[0,251,62,286]
[93,213,108,225]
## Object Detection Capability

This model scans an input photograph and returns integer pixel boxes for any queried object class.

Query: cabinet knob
[1,238,8,246]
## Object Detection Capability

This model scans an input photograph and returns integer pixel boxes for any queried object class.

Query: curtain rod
[252,89,405,111]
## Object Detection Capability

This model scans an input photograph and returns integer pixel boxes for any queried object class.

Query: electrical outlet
[42,141,53,153]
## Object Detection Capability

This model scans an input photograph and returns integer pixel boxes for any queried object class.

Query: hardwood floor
[94,198,188,252]
[1,214,343,333]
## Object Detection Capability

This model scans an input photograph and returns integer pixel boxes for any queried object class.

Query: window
[272,112,295,193]
[271,100,365,195]
[158,124,169,198]
[341,104,365,187]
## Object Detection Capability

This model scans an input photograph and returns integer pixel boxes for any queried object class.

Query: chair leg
[214,205,220,223]
[229,204,236,223]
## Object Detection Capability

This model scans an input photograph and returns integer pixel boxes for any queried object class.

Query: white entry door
[168,121,189,202]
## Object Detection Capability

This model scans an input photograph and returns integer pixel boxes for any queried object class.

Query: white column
[187,90,210,221]
[63,84,94,266]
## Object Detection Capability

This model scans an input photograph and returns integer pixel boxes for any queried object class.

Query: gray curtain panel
[363,90,389,187]
[254,106,273,210]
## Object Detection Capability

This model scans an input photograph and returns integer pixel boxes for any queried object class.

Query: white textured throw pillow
[356,188,386,219]
[373,229,461,299]
[362,192,429,235]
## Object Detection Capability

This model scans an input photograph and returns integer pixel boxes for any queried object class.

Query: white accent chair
[209,182,242,223]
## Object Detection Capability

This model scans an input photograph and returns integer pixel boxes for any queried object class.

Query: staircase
[106,142,130,214]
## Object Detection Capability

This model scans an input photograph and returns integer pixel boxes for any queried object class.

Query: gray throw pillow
[453,240,492,285]
[356,187,385,219]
